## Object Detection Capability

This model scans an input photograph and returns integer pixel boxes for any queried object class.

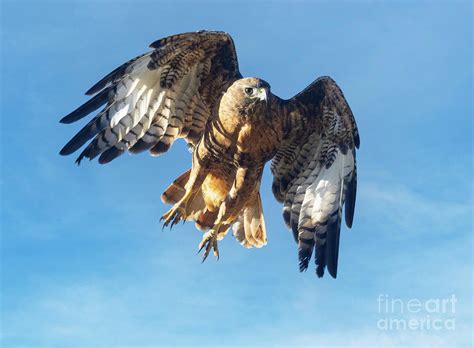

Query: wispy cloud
[359,180,472,240]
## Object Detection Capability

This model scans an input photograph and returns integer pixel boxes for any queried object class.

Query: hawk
[60,31,359,278]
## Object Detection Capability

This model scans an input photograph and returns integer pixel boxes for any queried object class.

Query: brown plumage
[60,31,359,278]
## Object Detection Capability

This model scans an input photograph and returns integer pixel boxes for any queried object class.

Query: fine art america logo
[377,294,456,331]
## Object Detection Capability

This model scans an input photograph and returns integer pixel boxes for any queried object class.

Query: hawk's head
[221,77,271,120]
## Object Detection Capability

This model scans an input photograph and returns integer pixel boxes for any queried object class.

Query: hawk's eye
[244,87,254,96]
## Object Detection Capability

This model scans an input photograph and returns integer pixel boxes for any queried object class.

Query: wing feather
[60,31,241,164]
[59,86,114,125]
[271,76,359,278]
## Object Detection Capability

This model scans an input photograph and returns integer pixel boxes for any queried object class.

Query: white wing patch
[305,149,354,226]
[270,76,359,278]
[61,31,241,164]
[60,52,212,164]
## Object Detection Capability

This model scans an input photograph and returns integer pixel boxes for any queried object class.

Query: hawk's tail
[161,169,190,205]
[232,192,267,248]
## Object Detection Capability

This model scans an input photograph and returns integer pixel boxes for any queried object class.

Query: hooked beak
[256,87,268,102]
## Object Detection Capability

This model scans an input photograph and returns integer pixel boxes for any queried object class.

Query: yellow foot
[160,205,186,229]
[198,229,219,262]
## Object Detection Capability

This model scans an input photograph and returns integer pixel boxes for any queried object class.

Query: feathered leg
[232,192,267,248]
[198,166,261,261]
[161,143,210,227]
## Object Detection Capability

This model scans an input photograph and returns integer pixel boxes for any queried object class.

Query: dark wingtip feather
[129,139,156,154]
[315,242,326,277]
[316,265,325,278]
[316,266,324,278]
[282,207,291,227]
[59,118,107,156]
[85,52,151,95]
[85,85,104,97]
[345,171,357,228]
[289,211,301,244]
[98,147,125,164]
[60,134,86,156]
[75,154,86,166]
[298,237,314,272]
[74,141,102,165]
[298,249,310,272]
[327,267,338,279]
[59,146,71,156]
[299,260,309,272]
[271,180,284,203]
[60,86,112,124]
[282,207,298,243]
[354,133,360,149]
[150,141,171,156]
[325,219,342,279]
[85,67,124,96]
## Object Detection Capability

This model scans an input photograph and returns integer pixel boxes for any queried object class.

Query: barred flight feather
[271,76,359,278]
[60,31,241,164]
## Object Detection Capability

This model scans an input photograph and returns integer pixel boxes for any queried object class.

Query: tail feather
[233,193,267,248]
[161,169,191,204]
[162,169,208,224]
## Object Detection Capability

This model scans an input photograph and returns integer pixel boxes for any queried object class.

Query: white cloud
[358,180,471,240]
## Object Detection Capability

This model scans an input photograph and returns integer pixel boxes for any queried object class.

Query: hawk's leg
[198,222,231,261]
[198,225,221,261]
[217,166,259,223]
[200,167,260,253]
[160,205,187,228]
[161,171,206,228]
[161,145,210,228]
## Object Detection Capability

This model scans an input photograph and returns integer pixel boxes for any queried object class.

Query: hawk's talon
[198,229,219,262]
[161,206,186,229]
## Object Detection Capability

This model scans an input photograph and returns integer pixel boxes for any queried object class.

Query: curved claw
[198,230,219,262]
[161,206,186,229]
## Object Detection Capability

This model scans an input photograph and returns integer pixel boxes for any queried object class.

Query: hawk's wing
[60,31,241,164]
[271,77,359,278]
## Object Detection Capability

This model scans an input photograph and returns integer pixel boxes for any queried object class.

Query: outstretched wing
[60,31,241,164]
[271,76,359,278]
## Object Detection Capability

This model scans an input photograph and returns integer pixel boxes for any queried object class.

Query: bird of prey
[60,31,359,278]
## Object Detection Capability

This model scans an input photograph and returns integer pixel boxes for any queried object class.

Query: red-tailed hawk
[60,31,359,278]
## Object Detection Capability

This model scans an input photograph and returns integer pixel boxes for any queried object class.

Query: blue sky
[1,1,472,347]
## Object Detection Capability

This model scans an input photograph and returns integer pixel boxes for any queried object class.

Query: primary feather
[59,31,241,164]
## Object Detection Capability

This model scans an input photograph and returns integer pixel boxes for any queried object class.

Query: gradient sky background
[1,1,472,347]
